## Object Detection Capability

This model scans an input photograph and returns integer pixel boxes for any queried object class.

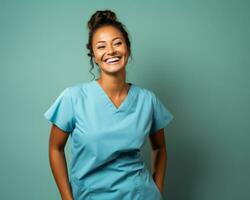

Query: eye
[114,41,122,46]
[97,46,105,49]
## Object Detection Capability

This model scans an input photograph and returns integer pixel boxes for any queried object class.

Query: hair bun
[87,10,117,31]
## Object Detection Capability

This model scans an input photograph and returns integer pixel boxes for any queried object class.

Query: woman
[44,10,174,200]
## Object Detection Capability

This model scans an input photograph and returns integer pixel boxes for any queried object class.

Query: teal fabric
[44,80,174,200]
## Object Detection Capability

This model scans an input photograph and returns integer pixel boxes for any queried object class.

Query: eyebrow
[95,37,122,45]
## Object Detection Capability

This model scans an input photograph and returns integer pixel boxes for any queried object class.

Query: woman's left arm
[149,128,167,194]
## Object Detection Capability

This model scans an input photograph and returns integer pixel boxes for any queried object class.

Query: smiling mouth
[104,56,122,64]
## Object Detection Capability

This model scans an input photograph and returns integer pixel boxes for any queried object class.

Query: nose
[107,44,116,55]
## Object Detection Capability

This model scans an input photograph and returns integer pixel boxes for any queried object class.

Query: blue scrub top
[44,80,174,200]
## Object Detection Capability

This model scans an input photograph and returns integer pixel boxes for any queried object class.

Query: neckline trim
[92,79,135,113]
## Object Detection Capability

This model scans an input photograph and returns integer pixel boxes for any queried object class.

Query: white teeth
[106,57,120,63]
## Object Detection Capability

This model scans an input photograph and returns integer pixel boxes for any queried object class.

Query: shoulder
[133,83,155,96]
[66,80,93,97]
[132,83,156,103]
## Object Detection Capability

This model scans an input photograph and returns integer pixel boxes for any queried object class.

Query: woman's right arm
[49,124,74,200]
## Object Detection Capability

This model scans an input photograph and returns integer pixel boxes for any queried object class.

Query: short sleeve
[150,92,174,134]
[43,87,75,133]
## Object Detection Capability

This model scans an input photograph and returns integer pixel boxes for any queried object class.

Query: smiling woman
[91,25,129,76]
[44,9,174,200]
[86,10,132,79]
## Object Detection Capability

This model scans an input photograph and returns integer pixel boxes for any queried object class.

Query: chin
[102,62,126,72]
[103,67,125,75]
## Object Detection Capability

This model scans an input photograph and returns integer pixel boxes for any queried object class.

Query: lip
[104,56,122,62]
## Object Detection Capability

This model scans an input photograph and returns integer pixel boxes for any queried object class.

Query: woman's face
[92,25,130,75]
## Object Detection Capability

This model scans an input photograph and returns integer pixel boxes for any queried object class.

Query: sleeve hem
[150,114,174,134]
[44,110,71,134]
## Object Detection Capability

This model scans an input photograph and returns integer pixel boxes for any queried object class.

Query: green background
[1,0,249,199]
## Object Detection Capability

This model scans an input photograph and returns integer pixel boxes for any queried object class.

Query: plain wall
[0,0,249,199]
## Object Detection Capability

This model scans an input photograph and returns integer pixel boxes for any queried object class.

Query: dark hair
[86,10,133,80]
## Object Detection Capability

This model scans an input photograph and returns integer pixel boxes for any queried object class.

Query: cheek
[119,47,129,57]
[93,51,104,61]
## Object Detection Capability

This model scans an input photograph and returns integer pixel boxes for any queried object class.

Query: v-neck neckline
[92,79,135,113]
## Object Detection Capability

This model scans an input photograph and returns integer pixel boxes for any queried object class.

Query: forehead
[93,25,124,43]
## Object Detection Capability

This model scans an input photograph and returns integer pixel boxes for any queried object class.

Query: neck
[96,74,130,98]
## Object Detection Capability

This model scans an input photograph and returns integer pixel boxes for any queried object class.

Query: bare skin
[149,128,167,194]
[49,124,73,200]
